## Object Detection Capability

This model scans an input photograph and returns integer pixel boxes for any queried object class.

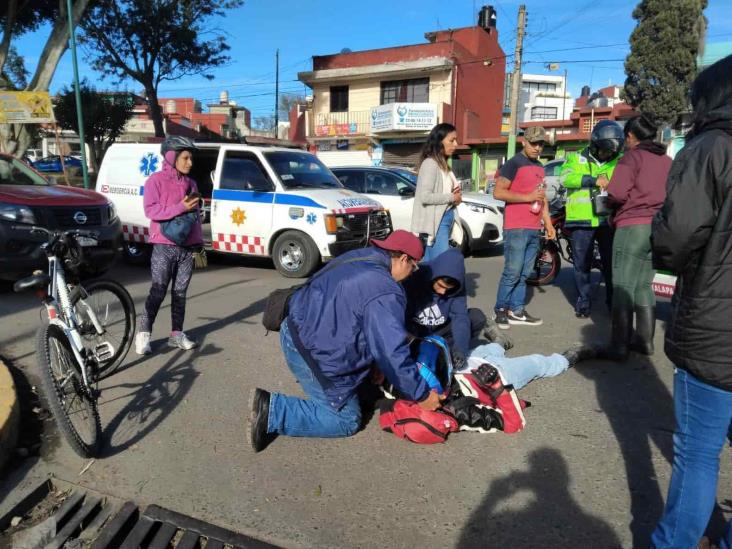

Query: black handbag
[591,189,612,217]
[262,256,374,332]
[160,210,199,246]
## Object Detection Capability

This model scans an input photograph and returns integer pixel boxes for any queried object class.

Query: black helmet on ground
[161,135,197,157]
[589,120,624,161]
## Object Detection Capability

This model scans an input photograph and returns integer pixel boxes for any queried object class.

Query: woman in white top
[411,123,463,262]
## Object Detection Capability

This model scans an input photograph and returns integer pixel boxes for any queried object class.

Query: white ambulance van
[96,143,392,278]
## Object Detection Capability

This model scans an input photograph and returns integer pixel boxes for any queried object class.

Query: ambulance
[96,143,392,278]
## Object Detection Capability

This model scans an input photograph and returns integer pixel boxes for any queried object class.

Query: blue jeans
[423,207,455,263]
[651,368,732,549]
[468,343,569,390]
[570,226,613,315]
[268,320,361,437]
[495,228,541,313]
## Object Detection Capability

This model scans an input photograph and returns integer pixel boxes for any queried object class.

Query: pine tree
[623,0,707,126]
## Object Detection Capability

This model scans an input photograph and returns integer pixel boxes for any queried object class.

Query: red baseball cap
[370,230,424,261]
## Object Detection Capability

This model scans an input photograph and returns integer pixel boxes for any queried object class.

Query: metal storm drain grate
[0,479,279,548]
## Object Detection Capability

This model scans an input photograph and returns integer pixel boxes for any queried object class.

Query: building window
[380,78,429,104]
[522,81,557,94]
[531,106,558,120]
[330,86,349,113]
[581,117,609,133]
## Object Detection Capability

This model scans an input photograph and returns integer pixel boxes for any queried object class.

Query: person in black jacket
[402,248,513,364]
[650,54,732,549]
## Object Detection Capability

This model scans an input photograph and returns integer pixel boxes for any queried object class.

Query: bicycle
[12,226,136,457]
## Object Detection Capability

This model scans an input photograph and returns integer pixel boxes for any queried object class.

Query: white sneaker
[168,332,197,350]
[135,331,152,355]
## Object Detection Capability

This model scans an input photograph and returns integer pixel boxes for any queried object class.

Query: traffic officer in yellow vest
[559,120,625,318]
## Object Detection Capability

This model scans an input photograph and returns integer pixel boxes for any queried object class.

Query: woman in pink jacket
[603,115,671,359]
[135,136,203,355]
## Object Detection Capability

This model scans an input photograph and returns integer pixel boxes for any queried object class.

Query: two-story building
[292,6,506,172]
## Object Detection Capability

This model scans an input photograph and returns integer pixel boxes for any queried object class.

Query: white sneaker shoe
[168,332,197,350]
[135,331,152,355]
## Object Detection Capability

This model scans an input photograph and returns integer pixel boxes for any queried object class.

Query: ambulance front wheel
[123,241,151,265]
[272,231,321,278]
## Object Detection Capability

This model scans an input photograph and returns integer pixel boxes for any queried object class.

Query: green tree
[54,81,134,171]
[623,0,708,126]
[0,0,92,156]
[80,0,244,138]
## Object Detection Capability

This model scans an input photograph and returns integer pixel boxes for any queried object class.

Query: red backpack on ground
[378,399,459,444]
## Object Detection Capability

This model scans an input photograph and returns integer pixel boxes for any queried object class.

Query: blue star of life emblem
[306,212,317,224]
[139,153,159,176]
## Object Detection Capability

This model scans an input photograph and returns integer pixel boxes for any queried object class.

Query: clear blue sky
[12,0,732,120]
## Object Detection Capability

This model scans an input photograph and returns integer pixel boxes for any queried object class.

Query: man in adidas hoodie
[403,248,486,362]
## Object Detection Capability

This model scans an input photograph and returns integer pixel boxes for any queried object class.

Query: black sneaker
[507,309,543,326]
[248,388,276,453]
[494,309,510,330]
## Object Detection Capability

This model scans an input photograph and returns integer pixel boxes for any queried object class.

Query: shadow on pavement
[574,317,674,547]
[99,344,217,457]
[457,448,622,548]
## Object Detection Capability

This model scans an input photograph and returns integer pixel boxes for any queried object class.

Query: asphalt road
[1,250,730,548]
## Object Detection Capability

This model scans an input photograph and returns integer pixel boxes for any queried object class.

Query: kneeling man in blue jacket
[249,230,442,452]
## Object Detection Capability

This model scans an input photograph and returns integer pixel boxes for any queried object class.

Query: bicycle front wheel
[74,279,136,378]
[37,324,101,457]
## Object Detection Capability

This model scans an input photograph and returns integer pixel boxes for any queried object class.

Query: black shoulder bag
[262,256,374,332]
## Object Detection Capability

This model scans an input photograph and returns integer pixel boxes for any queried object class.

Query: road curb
[0,357,20,472]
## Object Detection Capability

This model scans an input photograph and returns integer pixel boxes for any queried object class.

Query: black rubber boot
[601,304,633,361]
[630,305,655,355]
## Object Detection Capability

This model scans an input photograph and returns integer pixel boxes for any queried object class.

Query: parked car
[0,153,122,281]
[33,155,83,172]
[22,148,43,164]
[331,166,504,254]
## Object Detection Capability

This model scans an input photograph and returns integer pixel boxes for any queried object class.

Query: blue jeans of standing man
[569,226,613,315]
[495,228,541,313]
[423,207,455,263]
[651,368,732,549]
[267,320,361,437]
[468,343,569,390]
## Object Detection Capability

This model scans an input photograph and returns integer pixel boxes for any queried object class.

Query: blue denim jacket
[287,247,428,409]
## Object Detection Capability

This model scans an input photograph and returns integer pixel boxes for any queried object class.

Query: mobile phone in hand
[188,192,201,200]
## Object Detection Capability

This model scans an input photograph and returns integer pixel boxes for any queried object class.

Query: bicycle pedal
[93,342,115,362]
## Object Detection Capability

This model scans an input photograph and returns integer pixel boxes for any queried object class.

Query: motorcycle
[527,187,603,287]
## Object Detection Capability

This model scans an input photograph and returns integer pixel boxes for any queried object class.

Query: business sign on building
[315,122,359,137]
[370,103,437,133]
[0,91,54,124]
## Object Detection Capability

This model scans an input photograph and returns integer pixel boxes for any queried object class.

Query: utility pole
[274,49,279,139]
[507,4,526,158]
[66,0,90,189]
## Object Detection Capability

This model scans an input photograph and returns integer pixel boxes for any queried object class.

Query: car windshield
[0,156,50,186]
[264,151,343,189]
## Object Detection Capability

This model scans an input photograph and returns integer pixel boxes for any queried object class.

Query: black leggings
[140,244,194,333]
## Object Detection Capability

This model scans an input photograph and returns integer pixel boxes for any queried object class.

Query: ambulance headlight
[324,214,345,234]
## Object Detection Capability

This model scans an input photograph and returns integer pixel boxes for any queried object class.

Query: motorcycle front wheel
[527,245,561,286]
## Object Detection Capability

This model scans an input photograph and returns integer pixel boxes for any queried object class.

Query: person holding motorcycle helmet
[559,120,624,318]
[135,135,203,355]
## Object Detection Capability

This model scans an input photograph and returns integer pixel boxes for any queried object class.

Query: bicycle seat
[13,272,51,293]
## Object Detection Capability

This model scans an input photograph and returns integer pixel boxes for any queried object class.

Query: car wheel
[459,221,471,255]
[272,230,320,278]
[123,241,150,265]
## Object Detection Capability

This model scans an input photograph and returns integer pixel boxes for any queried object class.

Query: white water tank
[165,99,177,114]
[220,90,229,104]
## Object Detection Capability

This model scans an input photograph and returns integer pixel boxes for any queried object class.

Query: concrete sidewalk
[0,357,20,472]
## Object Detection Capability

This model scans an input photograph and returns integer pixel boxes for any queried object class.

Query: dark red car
[0,153,122,281]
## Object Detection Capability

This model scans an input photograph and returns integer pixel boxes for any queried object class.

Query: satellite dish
[549,63,560,71]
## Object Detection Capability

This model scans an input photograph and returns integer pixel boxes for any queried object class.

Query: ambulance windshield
[265,151,343,190]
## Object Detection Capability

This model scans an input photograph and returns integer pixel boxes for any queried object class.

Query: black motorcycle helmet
[589,120,624,162]
[160,135,197,157]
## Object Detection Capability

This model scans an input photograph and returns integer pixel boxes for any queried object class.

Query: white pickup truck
[96,143,391,277]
